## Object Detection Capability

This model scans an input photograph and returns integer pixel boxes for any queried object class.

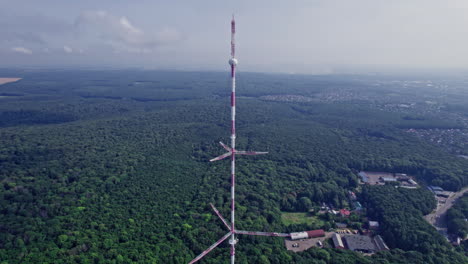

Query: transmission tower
[188,16,292,264]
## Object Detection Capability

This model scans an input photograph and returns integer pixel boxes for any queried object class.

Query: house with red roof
[339,209,351,217]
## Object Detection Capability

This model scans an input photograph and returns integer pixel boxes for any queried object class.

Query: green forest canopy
[0,69,467,263]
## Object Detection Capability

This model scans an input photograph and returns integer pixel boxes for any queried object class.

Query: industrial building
[358,172,369,183]
[429,186,444,192]
[382,177,397,183]
[374,235,389,251]
[408,179,417,185]
[343,235,377,253]
[290,229,325,240]
[332,233,345,249]
[359,171,419,187]
[434,190,451,198]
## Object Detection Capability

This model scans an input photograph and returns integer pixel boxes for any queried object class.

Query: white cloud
[0,13,72,51]
[75,10,182,53]
[63,45,73,53]
[155,27,182,44]
[11,46,32,54]
[119,17,142,35]
[0,10,181,58]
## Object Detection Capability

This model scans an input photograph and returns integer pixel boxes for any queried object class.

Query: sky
[1,0,468,74]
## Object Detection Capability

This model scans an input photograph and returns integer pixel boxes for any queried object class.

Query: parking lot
[285,232,334,252]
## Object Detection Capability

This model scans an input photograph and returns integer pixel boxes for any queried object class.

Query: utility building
[374,235,389,251]
[381,177,397,183]
[369,221,379,230]
[307,229,325,238]
[343,235,377,253]
[290,232,308,240]
[290,229,325,240]
[332,233,345,249]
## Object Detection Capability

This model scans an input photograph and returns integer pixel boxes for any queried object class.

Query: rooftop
[332,233,344,248]
[344,235,377,252]
[336,222,347,228]
[340,209,351,216]
[306,229,325,238]
[374,235,389,251]
[358,172,369,183]
[382,177,397,182]
[429,186,444,192]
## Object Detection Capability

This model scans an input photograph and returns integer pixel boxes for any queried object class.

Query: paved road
[424,187,468,235]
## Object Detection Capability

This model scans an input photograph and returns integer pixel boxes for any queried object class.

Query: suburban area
[282,170,467,255]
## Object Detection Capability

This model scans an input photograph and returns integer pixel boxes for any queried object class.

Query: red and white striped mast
[189,16,290,264]
[228,14,238,264]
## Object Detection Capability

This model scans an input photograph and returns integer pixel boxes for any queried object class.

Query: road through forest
[424,187,468,237]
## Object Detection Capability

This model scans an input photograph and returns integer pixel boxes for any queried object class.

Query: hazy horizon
[2,0,468,74]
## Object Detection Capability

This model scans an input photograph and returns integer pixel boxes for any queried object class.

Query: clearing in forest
[281,212,324,226]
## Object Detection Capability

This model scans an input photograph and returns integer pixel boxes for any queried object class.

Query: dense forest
[0,69,467,263]
[360,185,467,263]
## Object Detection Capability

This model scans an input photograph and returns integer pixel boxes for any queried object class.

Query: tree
[299,197,313,212]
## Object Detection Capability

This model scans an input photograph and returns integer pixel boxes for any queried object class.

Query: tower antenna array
[189,16,290,264]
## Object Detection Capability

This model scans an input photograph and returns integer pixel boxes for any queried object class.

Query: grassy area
[281,212,324,226]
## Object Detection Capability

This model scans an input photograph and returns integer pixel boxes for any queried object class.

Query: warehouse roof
[344,235,376,252]
[306,229,325,238]
[332,233,344,248]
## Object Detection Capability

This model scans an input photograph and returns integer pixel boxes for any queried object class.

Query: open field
[0,78,21,85]
[281,212,324,226]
